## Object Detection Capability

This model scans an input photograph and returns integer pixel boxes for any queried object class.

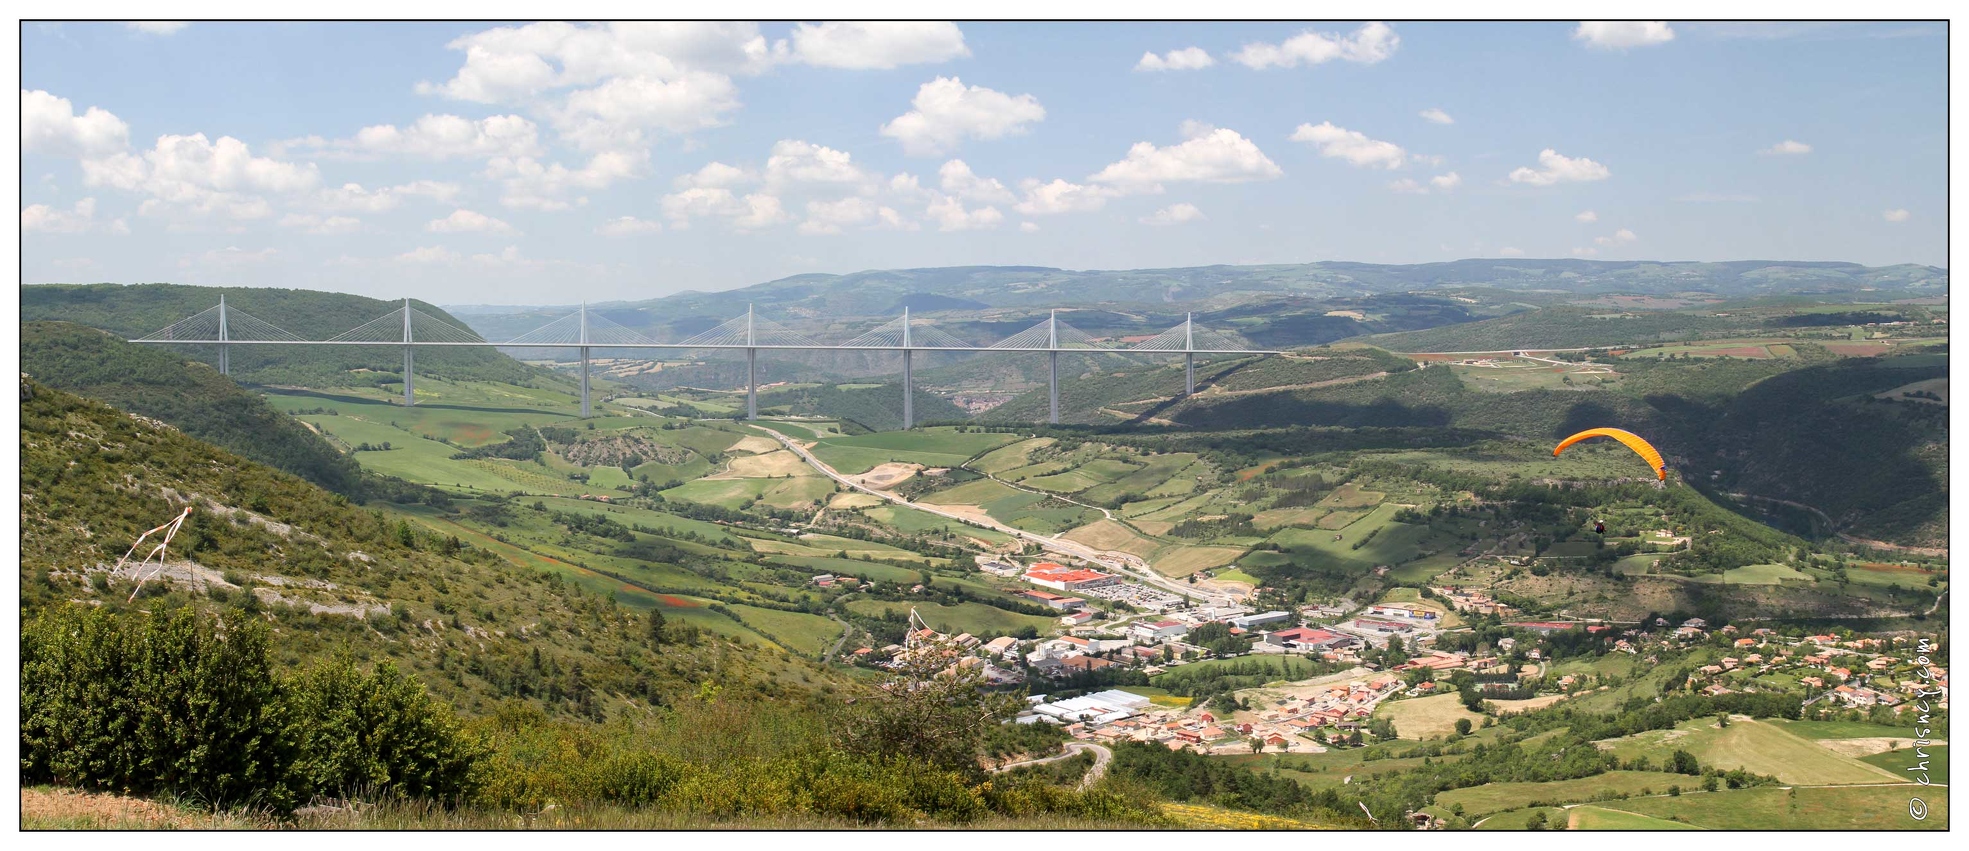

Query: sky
[20,20,1949,305]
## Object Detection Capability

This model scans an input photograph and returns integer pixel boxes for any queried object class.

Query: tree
[838,636,1020,780]
[1454,718,1472,736]
[646,609,667,646]
[1670,749,1700,775]
[1525,810,1548,830]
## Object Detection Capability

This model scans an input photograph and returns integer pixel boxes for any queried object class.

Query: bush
[21,603,486,814]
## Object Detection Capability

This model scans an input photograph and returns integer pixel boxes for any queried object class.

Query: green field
[1596,717,1903,785]
[1859,745,1947,784]
[1474,806,1568,830]
[725,604,842,656]
[844,599,1056,638]
[661,476,836,511]
[808,429,1017,474]
[1566,805,1703,830]
[971,438,1052,474]
[1433,771,1696,816]
[1773,720,1925,740]
[1611,785,1945,830]
[1151,655,1321,688]
[1262,503,1433,572]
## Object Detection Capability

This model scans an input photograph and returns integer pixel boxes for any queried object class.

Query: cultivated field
[1374,693,1484,740]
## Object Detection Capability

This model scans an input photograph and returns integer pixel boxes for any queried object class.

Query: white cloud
[1289,121,1406,169]
[938,160,1014,203]
[1572,247,1599,257]
[1594,228,1638,246]
[428,208,518,235]
[876,206,917,231]
[315,180,460,213]
[292,114,543,160]
[1675,192,1759,203]
[123,22,189,35]
[1883,208,1912,222]
[278,213,362,234]
[880,77,1046,156]
[552,71,741,151]
[1019,221,1039,233]
[1498,246,1526,257]
[673,161,754,189]
[1574,22,1676,49]
[798,197,882,235]
[483,150,645,210]
[925,194,1003,231]
[1389,172,1461,195]
[1233,22,1399,69]
[1013,178,1116,215]
[419,21,776,104]
[659,186,790,230]
[397,245,462,264]
[23,90,132,158]
[1141,203,1205,226]
[1760,139,1812,155]
[1089,126,1283,191]
[597,216,663,236]
[1136,47,1214,71]
[1419,108,1454,125]
[1507,148,1611,186]
[763,139,875,189]
[185,246,278,267]
[1576,210,1599,222]
[81,133,318,225]
[785,22,969,69]
[21,198,129,234]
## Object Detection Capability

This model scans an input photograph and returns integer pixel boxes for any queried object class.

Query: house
[1132,620,1190,642]
[1061,610,1098,625]
[983,636,1019,657]
[1265,627,1355,652]
[1024,566,1121,592]
[1021,590,1087,610]
[812,574,835,587]
[1230,611,1293,629]
[1354,617,1412,633]
[1061,654,1115,673]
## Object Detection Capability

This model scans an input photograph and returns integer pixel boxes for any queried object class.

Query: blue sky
[21,20,1947,304]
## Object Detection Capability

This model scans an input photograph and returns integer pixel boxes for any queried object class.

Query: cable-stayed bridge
[133,298,1280,427]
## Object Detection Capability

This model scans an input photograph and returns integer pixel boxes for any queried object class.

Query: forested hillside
[22,283,553,389]
[17,377,812,719]
[20,321,369,496]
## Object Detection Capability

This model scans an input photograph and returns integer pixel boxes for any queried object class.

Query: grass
[1062,519,1164,559]
[843,599,1056,638]
[1151,655,1320,688]
[1861,745,1947,783]
[1473,806,1568,830]
[1567,805,1703,830]
[1265,503,1430,572]
[808,430,1016,474]
[971,438,1053,475]
[1595,717,1903,786]
[1612,785,1946,830]
[1773,720,1924,740]
[1434,771,1697,816]
[724,604,841,656]
[1373,693,1485,740]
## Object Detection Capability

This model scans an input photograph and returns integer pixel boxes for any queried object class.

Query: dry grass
[21,787,270,830]
[1062,519,1163,560]
[1375,693,1486,740]
[718,449,818,478]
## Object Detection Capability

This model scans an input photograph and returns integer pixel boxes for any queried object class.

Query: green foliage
[20,322,368,496]
[22,604,479,812]
[22,283,550,389]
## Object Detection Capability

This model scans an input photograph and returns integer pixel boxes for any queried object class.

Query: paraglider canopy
[1553,427,1666,480]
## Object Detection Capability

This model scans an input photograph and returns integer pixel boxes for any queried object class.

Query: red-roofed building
[1025,566,1121,592]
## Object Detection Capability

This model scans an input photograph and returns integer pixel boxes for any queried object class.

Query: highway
[751,425,1236,608]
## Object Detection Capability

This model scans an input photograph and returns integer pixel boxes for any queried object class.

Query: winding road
[751,425,1235,608]
[990,742,1113,790]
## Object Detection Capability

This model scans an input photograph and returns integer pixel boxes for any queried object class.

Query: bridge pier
[746,347,757,420]
[1185,352,1195,395]
[902,349,914,429]
[401,298,415,406]
[1048,350,1059,424]
[580,346,591,418]
[217,295,230,376]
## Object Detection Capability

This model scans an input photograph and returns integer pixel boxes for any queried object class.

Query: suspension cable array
[131,298,1277,425]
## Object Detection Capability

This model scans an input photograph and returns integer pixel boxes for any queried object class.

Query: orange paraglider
[1553,428,1667,480]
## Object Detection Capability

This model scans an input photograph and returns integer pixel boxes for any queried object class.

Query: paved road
[752,425,1234,608]
[991,742,1113,790]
